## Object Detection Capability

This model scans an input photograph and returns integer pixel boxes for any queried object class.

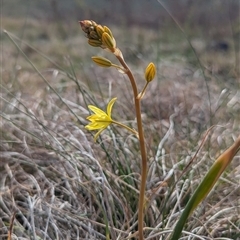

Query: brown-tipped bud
[96,25,105,38]
[145,62,156,82]
[88,39,102,47]
[79,20,97,34]
[92,56,112,67]
[102,32,116,50]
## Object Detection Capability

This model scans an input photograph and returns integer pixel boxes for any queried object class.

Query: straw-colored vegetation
[1,13,239,240]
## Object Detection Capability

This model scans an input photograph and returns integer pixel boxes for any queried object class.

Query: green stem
[115,51,148,240]
[137,82,149,100]
[112,120,139,137]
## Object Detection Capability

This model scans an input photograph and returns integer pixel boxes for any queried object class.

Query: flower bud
[96,25,105,38]
[145,62,156,82]
[80,20,117,50]
[92,56,112,67]
[88,39,102,47]
[89,30,99,40]
[102,32,116,50]
[79,20,97,35]
[103,26,114,38]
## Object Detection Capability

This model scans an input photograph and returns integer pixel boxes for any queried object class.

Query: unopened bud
[145,62,156,82]
[102,32,116,50]
[88,39,102,47]
[92,56,112,67]
[89,30,99,40]
[79,20,97,34]
[96,25,105,38]
[103,26,114,38]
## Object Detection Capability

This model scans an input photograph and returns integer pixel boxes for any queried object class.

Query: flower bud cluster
[79,20,116,51]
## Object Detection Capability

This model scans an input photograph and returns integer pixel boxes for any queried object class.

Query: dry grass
[1,17,240,239]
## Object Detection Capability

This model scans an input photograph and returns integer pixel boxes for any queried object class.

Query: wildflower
[85,98,138,141]
[85,98,117,141]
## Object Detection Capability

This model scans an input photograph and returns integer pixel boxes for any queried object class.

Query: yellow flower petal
[85,122,103,130]
[88,105,107,116]
[107,98,117,117]
[87,114,109,122]
[94,129,105,142]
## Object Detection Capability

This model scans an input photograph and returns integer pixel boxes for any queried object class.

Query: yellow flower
[85,98,117,141]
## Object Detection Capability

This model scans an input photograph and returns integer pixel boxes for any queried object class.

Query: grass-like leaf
[170,136,240,240]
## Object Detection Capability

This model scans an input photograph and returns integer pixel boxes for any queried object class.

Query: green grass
[1,16,240,239]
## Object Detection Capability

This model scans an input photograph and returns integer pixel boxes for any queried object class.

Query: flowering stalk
[114,53,148,240]
[80,20,156,240]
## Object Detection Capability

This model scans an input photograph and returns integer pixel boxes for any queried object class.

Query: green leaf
[170,136,240,240]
